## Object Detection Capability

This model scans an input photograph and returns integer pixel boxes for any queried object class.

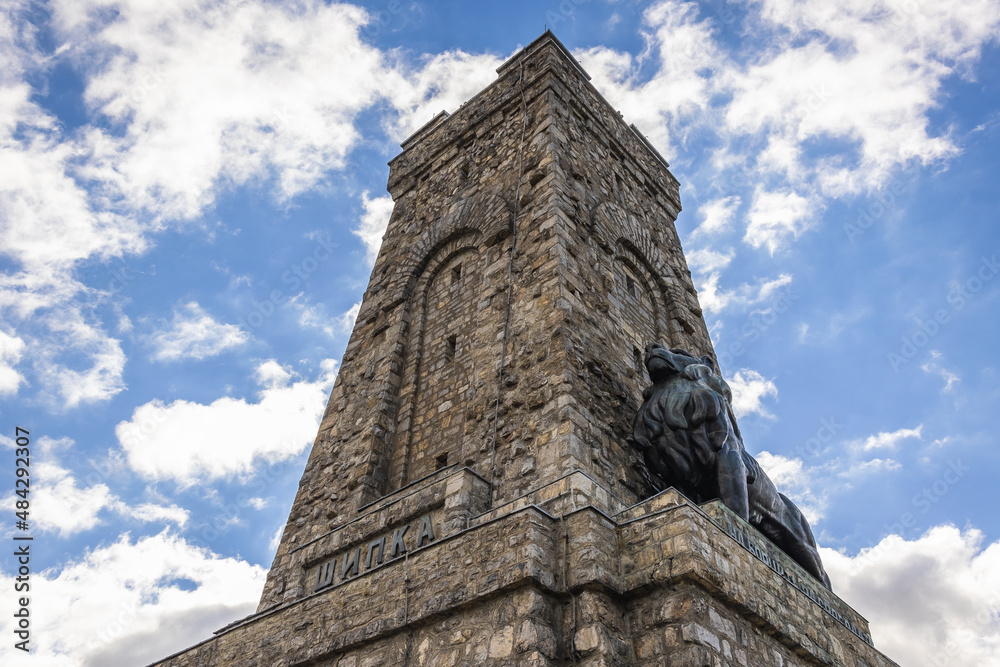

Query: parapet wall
[152,475,898,667]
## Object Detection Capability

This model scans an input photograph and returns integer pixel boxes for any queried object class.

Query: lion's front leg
[717,446,750,522]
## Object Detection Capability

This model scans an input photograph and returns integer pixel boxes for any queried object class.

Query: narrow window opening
[633,346,644,374]
[435,453,449,470]
[626,276,637,298]
[451,264,462,285]
[445,334,457,361]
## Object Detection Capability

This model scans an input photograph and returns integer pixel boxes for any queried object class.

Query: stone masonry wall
[258,32,714,611]
[508,38,715,510]
[153,480,898,667]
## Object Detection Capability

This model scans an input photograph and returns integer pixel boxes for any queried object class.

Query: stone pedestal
[151,471,897,666]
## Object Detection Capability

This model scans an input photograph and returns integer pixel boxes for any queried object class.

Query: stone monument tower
[153,32,899,667]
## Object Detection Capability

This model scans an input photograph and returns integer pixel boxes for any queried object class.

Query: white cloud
[922,351,962,393]
[246,497,268,510]
[55,0,390,216]
[354,192,394,264]
[744,188,814,254]
[0,530,266,667]
[116,501,190,527]
[25,456,188,538]
[856,424,924,452]
[0,329,25,395]
[148,302,249,362]
[823,526,1000,667]
[573,0,999,258]
[841,457,902,476]
[690,196,741,239]
[386,49,505,139]
[685,247,735,274]
[696,271,792,314]
[117,359,337,484]
[295,300,360,338]
[255,359,292,388]
[0,9,143,408]
[337,302,361,335]
[35,313,128,408]
[268,524,284,553]
[295,302,336,338]
[31,461,115,537]
[732,0,1000,190]
[576,0,722,153]
[755,451,826,523]
[748,438,904,529]
[727,369,778,419]
[50,1,500,218]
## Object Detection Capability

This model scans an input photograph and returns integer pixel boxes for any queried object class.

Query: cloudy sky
[1,0,998,665]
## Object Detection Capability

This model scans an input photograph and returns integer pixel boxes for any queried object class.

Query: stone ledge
[616,502,898,667]
[470,469,628,527]
[154,476,899,667]
[150,506,561,667]
[274,467,491,608]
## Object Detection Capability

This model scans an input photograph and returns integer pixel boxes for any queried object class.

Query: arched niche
[590,201,698,351]
[388,233,487,489]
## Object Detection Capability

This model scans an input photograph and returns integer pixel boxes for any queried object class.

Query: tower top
[388,30,675,201]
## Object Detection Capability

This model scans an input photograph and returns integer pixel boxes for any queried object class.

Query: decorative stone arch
[351,190,514,497]
[613,241,669,342]
[387,230,486,490]
[590,201,695,349]
[378,191,514,312]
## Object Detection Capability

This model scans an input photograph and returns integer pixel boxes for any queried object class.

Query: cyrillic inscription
[722,515,873,646]
[313,514,437,592]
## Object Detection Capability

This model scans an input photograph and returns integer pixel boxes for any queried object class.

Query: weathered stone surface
[150,32,899,667]
[258,27,713,616]
[152,483,898,666]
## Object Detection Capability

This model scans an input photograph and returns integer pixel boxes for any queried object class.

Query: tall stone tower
[153,32,898,667]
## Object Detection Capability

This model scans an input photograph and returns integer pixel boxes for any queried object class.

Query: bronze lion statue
[633,343,831,589]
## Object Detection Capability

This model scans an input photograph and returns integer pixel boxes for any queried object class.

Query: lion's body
[634,345,832,589]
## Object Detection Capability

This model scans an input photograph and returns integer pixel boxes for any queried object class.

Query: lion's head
[634,344,744,492]
[642,344,716,391]
[635,342,757,494]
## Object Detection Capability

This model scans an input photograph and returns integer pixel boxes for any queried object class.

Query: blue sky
[1,1,998,665]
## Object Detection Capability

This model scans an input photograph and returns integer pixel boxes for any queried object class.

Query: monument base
[151,469,898,666]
